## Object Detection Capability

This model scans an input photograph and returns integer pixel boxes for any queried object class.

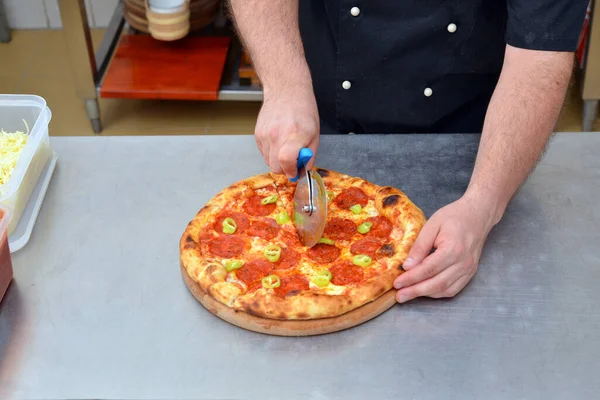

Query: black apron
[298,0,588,134]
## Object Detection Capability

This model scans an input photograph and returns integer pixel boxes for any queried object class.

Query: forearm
[465,45,574,224]
[227,0,313,96]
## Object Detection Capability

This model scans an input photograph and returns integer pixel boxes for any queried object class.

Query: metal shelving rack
[58,0,262,134]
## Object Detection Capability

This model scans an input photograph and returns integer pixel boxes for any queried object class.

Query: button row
[343,81,434,97]
[343,7,454,98]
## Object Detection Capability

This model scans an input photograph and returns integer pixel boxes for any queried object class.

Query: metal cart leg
[0,0,11,43]
[58,0,102,133]
[583,100,599,132]
[85,98,102,133]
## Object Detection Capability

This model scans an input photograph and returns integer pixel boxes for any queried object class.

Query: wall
[3,0,119,29]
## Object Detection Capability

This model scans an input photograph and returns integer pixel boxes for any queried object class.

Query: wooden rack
[58,0,262,133]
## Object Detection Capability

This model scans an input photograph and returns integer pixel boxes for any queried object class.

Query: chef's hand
[393,195,498,303]
[254,86,320,179]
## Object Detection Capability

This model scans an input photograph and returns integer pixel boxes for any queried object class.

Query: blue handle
[290,148,313,182]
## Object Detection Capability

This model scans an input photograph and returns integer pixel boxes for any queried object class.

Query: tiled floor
[0,29,597,136]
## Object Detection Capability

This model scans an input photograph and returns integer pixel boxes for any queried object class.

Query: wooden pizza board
[181,264,398,336]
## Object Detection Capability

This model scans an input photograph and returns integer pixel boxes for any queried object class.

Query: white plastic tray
[8,151,58,253]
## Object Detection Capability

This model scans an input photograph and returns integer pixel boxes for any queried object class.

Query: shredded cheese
[0,120,30,186]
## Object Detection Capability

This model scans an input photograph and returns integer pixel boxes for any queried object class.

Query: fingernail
[393,281,402,289]
[397,294,409,303]
[403,257,415,269]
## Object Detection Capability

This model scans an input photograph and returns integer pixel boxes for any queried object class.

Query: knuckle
[464,254,475,268]
[423,263,437,279]
[453,242,466,255]
[278,149,295,165]
[433,279,450,294]
[268,129,279,142]
[411,243,426,256]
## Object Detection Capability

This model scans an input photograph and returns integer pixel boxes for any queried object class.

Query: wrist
[262,67,314,100]
[462,186,508,227]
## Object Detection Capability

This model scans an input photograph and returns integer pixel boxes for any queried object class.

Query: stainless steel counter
[1,134,599,399]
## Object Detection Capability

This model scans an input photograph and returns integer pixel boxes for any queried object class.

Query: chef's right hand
[254,86,320,179]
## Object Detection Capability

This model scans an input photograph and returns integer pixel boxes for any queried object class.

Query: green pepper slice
[357,221,373,234]
[353,254,373,267]
[222,217,237,234]
[264,245,282,262]
[293,211,305,225]
[275,211,290,225]
[349,204,362,215]
[326,191,335,202]
[225,260,243,272]
[261,195,278,205]
[318,237,335,245]
[313,270,332,287]
[262,274,281,289]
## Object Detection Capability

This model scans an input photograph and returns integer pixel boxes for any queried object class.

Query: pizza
[180,168,426,320]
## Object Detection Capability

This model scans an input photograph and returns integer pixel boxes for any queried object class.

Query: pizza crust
[180,169,426,320]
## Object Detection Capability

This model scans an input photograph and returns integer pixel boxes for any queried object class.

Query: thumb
[278,136,310,179]
[403,217,440,270]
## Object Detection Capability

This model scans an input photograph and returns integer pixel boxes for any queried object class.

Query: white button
[447,23,457,33]
[342,80,352,90]
[348,132,355,135]
[350,7,360,17]
[424,87,433,97]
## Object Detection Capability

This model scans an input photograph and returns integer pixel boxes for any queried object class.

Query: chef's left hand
[393,195,499,303]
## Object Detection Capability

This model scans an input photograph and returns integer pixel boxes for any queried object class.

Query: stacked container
[0,95,53,235]
[0,206,12,302]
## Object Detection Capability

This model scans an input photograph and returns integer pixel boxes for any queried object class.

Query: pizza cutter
[291,148,327,248]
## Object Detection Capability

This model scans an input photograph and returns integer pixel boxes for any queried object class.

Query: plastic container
[0,95,53,235]
[0,206,13,302]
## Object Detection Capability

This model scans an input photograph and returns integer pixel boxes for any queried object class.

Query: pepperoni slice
[334,187,369,209]
[330,261,365,285]
[274,247,301,270]
[243,195,277,216]
[197,232,215,243]
[236,260,274,287]
[208,236,245,258]
[280,230,301,248]
[306,244,342,264]
[246,280,264,292]
[214,212,249,233]
[274,274,310,298]
[246,218,280,240]
[350,237,384,257]
[324,218,356,241]
[367,216,393,238]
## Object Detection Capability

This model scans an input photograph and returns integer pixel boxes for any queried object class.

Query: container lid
[0,95,52,200]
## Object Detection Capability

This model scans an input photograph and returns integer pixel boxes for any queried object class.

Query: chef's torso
[298,0,588,134]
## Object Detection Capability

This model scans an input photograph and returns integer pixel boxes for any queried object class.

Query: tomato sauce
[243,195,276,216]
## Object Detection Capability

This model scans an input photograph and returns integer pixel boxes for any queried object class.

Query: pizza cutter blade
[291,148,327,248]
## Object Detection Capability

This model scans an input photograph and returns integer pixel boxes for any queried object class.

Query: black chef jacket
[298,0,588,134]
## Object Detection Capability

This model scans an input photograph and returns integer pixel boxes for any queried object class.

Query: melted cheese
[0,128,29,186]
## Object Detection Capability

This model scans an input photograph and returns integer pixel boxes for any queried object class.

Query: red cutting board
[100,35,231,100]
[0,233,13,303]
